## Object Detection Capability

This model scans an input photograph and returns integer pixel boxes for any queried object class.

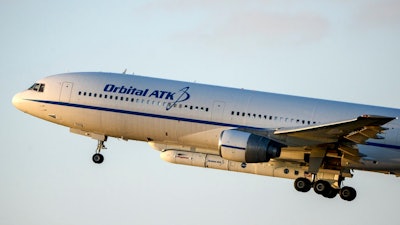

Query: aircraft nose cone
[12,93,23,110]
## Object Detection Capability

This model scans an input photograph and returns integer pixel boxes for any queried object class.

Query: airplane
[12,72,400,201]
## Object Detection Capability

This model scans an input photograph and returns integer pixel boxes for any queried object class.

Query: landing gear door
[60,82,73,102]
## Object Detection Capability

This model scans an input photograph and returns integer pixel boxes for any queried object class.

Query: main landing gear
[92,139,107,164]
[294,177,357,201]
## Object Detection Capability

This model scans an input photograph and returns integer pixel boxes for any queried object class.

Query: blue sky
[2,1,400,224]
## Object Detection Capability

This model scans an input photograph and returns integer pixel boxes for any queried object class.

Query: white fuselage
[12,72,400,172]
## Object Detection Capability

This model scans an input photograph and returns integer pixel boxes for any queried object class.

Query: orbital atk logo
[166,86,190,110]
[103,84,190,110]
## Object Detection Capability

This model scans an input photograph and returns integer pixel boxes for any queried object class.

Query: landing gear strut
[92,139,107,164]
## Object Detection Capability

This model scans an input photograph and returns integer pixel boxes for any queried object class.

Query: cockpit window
[28,83,45,92]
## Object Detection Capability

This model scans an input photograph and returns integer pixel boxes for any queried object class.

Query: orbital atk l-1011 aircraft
[12,72,400,201]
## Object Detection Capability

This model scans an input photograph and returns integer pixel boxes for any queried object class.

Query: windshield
[28,83,45,92]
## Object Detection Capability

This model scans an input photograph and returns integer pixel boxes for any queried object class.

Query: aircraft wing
[259,115,395,173]
[270,115,395,147]
[240,115,395,172]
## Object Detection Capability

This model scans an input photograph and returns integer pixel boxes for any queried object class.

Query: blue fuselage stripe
[220,144,246,151]
[29,99,400,151]
[365,141,400,150]
[28,99,257,129]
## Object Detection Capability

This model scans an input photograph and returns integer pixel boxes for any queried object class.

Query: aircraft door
[60,82,73,102]
[212,101,225,121]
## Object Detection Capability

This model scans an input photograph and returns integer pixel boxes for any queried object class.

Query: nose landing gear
[92,139,107,164]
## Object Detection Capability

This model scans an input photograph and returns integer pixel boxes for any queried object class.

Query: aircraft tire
[294,178,312,192]
[92,153,104,164]
[323,187,338,199]
[340,186,357,201]
[313,180,330,195]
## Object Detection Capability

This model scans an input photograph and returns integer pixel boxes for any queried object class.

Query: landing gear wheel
[92,139,107,164]
[340,186,357,201]
[314,180,331,195]
[294,178,312,192]
[92,153,104,164]
[323,188,338,199]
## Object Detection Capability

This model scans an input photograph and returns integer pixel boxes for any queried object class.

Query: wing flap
[345,126,385,144]
[338,144,360,157]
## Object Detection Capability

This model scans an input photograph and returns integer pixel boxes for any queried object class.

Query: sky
[1,0,400,224]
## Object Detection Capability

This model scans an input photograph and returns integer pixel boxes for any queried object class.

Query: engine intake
[219,129,282,163]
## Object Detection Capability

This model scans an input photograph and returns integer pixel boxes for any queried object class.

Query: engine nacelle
[219,129,282,163]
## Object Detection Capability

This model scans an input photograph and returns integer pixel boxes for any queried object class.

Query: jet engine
[219,129,282,163]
